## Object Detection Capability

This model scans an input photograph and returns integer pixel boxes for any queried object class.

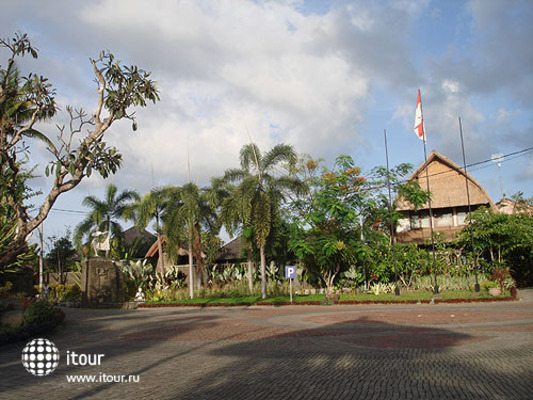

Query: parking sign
[285,266,296,279]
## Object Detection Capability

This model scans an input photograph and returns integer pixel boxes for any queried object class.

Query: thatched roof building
[144,236,204,272]
[395,150,495,244]
[123,226,156,258]
[496,197,533,216]
[215,237,247,264]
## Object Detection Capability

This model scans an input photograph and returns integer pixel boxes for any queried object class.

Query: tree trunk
[156,214,165,273]
[105,216,111,258]
[188,241,194,299]
[193,222,204,290]
[324,267,339,294]
[247,247,254,294]
[156,233,164,273]
[260,245,267,299]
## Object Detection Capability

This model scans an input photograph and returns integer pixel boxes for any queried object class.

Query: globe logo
[21,338,60,376]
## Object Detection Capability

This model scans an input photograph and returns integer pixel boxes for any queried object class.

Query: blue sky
[1,0,532,243]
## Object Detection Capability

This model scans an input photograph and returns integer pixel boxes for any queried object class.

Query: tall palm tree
[163,183,218,298]
[219,143,305,299]
[214,174,260,294]
[74,184,139,257]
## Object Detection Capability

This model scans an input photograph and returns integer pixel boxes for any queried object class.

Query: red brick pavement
[120,302,532,350]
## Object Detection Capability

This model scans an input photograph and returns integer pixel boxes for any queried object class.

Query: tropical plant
[340,266,364,289]
[215,176,255,293]
[413,274,492,292]
[121,259,154,289]
[22,300,63,327]
[456,207,533,286]
[0,32,159,270]
[74,184,139,258]
[217,143,305,298]
[492,266,511,292]
[290,155,367,293]
[368,283,396,295]
[163,183,219,298]
[0,205,36,274]
[45,228,77,282]
[126,187,167,270]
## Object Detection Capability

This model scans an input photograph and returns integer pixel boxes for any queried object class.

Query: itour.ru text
[66,351,105,366]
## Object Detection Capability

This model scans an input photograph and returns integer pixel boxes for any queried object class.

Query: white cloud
[70,0,379,187]
[2,0,532,237]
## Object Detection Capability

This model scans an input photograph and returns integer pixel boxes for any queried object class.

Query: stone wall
[81,257,125,307]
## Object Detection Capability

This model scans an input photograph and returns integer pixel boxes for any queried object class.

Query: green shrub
[145,280,292,303]
[37,284,81,303]
[480,280,498,291]
[0,301,65,345]
[22,301,63,327]
[413,274,492,292]
[0,281,13,299]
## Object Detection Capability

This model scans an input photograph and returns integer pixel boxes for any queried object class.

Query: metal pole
[290,278,293,303]
[416,91,439,294]
[423,141,439,294]
[384,129,400,296]
[458,117,480,292]
[498,162,503,199]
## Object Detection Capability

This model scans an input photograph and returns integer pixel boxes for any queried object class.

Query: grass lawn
[142,290,513,307]
[145,294,326,306]
[339,290,482,302]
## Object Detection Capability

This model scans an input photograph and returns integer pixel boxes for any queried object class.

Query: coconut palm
[163,183,218,298]
[218,143,305,299]
[74,184,139,257]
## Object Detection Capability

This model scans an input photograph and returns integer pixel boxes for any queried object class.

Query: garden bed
[0,301,65,346]
[139,290,517,308]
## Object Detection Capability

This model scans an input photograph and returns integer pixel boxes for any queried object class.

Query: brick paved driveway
[1,294,533,399]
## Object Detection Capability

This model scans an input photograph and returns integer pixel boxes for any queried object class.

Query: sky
[1,0,532,244]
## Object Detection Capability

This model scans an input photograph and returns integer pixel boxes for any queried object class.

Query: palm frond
[240,143,262,172]
[251,191,271,247]
[262,143,296,172]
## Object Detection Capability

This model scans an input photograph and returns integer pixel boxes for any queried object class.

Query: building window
[434,211,453,227]
[410,213,420,229]
[421,211,430,228]
[411,211,430,228]
[457,211,467,225]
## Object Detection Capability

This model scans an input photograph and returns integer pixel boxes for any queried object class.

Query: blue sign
[285,266,296,279]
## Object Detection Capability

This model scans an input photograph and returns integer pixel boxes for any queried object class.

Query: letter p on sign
[285,266,296,279]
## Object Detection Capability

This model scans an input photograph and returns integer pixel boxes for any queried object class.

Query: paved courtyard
[2,292,533,399]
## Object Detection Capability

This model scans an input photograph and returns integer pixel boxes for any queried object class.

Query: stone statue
[134,287,145,302]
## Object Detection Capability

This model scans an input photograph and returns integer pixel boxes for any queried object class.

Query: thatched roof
[497,197,533,215]
[123,226,155,258]
[216,237,246,262]
[395,150,495,211]
[144,236,204,259]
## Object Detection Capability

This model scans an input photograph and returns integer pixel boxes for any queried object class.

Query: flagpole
[417,89,439,294]
[423,141,439,294]
[458,117,480,292]
[384,129,400,296]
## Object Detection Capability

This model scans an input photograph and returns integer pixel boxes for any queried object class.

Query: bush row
[0,301,65,346]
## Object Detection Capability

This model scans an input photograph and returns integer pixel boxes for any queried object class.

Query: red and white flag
[414,89,426,142]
